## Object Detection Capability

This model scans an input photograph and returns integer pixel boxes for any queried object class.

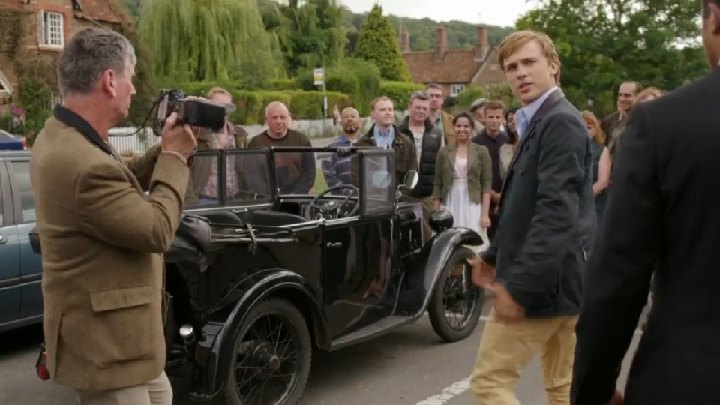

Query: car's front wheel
[223,298,311,405]
[428,247,484,342]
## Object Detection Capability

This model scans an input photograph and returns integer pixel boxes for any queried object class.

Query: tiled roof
[403,49,484,84]
[74,0,124,24]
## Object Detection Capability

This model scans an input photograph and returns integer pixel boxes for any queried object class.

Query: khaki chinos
[76,371,172,405]
[470,311,578,405]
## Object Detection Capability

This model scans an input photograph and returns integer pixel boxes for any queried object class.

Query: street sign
[313,68,325,86]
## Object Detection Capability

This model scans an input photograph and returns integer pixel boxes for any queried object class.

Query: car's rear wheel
[223,298,311,405]
[428,247,484,342]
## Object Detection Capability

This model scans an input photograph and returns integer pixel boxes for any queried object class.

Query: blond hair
[370,96,394,110]
[581,110,606,145]
[636,87,663,103]
[498,30,562,84]
[207,86,232,99]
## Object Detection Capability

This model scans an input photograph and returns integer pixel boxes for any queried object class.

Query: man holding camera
[31,28,196,405]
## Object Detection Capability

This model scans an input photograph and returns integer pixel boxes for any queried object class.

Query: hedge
[156,82,351,124]
[379,81,424,110]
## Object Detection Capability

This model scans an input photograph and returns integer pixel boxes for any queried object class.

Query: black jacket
[572,70,720,405]
[354,125,417,187]
[482,89,595,317]
[397,117,442,198]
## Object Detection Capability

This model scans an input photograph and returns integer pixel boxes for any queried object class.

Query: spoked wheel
[223,299,311,405]
[428,247,484,342]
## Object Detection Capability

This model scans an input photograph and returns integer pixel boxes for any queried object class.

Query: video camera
[153,89,226,136]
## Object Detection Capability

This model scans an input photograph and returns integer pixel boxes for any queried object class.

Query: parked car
[0,129,26,151]
[0,150,42,332]
[164,147,486,404]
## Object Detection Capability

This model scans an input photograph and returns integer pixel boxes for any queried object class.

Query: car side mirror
[400,170,419,190]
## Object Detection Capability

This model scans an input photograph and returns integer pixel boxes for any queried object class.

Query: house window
[450,84,466,97]
[37,11,64,47]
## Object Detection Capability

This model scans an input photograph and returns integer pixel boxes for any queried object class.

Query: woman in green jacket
[433,112,492,233]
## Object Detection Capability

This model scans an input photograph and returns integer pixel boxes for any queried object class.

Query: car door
[8,159,43,319]
[0,159,20,324]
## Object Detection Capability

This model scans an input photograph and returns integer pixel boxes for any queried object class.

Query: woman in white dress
[433,112,492,233]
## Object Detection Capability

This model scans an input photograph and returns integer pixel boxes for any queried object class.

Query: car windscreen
[185,149,273,209]
[358,149,395,215]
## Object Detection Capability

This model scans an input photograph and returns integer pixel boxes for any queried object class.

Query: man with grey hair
[248,101,315,193]
[31,28,196,405]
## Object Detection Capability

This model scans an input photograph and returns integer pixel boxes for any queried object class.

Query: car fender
[418,227,483,312]
[194,268,328,398]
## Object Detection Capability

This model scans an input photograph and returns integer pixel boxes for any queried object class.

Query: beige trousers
[470,312,578,405]
[76,371,172,405]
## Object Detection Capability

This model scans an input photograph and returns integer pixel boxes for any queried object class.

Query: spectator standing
[398,90,443,240]
[472,100,509,237]
[426,83,456,145]
[31,28,195,405]
[186,86,247,206]
[248,101,316,194]
[602,81,642,153]
[581,111,611,222]
[433,112,492,233]
[469,30,595,405]
[322,107,362,188]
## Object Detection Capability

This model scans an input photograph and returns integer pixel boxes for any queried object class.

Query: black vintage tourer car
[164,146,486,404]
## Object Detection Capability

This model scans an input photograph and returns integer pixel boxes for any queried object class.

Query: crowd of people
[27,0,720,403]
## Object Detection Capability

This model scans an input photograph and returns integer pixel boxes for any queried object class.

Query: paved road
[0,302,642,405]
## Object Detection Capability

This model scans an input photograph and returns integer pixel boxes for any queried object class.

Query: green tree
[516,0,707,116]
[259,0,345,76]
[353,5,411,81]
[139,0,283,87]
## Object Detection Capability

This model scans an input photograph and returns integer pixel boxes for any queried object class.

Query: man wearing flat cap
[470,97,489,133]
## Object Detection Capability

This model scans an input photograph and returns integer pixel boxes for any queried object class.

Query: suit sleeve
[501,113,587,308]
[571,106,660,405]
[75,154,189,253]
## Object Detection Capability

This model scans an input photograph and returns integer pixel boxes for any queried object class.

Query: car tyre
[428,247,484,342]
[223,298,312,405]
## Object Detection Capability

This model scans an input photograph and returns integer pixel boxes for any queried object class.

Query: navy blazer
[482,89,596,317]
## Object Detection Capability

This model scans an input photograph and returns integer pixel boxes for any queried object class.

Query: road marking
[415,377,470,405]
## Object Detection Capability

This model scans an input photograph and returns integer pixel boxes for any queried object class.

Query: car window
[10,161,35,223]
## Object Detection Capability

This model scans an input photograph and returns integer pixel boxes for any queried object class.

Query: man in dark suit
[468,30,595,405]
[571,2,720,404]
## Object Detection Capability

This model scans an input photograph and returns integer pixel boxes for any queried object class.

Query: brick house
[401,25,506,98]
[0,0,126,110]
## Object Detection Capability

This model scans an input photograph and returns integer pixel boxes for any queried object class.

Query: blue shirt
[516,86,558,140]
[373,125,395,149]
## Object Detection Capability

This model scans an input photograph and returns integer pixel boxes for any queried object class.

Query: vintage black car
[164,146,486,404]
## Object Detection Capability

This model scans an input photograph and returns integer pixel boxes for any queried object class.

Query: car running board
[329,315,416,351]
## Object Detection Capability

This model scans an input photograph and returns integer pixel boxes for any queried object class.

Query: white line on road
[415,377,471,405]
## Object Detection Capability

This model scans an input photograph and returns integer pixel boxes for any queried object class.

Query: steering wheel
[307,184,360,220]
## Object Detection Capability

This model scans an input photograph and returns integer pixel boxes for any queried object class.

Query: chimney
[435,26,448,59]
[474,25,490,62]
[400,31,410,53]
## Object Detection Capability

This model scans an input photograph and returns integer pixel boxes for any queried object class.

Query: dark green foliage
[259,0,345,76]
[354,5,411,81]
[165,82,351,124]
[517,0,707,116]
[455,84,518,112]
[379,81,424,109]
